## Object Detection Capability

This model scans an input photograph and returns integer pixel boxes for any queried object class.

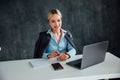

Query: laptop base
[66,59,82,69]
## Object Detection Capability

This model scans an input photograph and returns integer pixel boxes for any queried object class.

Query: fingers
[57,53,69,61]
[48,50,59,58]
[48,51,69,61]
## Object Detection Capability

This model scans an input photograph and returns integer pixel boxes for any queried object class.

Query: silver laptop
[66,41,109,69]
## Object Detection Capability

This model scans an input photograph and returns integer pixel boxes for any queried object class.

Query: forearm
[42,51,50,59]
[67,48,76,58]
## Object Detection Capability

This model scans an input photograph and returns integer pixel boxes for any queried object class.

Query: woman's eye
[58,19,60,22]
[51,20,55,23]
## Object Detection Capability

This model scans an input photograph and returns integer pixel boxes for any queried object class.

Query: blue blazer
[34,30,77,58]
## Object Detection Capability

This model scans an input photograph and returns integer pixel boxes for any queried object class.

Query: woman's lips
[54,26,59,29]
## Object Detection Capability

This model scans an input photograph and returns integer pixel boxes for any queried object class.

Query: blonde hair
[48,9,62,20]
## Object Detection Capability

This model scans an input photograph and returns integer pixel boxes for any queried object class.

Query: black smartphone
[51,63,63,71]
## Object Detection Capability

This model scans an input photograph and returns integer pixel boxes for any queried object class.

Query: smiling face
[48,14,62,32]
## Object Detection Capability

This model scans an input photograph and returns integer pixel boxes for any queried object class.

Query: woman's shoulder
[39,30,50,37]
[40,30,47,34]
[65,29,73,40]
[39,30,48,35]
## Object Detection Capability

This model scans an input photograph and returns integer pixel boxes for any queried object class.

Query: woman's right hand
[47,50,59,58]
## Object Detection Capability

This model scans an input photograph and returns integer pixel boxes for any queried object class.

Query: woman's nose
[55,22,59,25]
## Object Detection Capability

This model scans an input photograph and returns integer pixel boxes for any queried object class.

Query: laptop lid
[66,41,108,69]
[81,41,109,69]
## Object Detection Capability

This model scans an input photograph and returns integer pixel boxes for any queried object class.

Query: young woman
[34,9,77,61]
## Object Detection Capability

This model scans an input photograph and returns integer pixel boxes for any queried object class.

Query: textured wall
[0,0,120,61]
[101,0,120,58]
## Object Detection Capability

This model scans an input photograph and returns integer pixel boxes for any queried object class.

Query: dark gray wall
[102,0,120,58]
[0,0,120,61]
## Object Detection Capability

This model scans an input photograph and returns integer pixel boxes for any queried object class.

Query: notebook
[66,41,108,69]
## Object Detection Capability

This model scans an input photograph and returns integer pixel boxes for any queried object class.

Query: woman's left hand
[57,53,69,61]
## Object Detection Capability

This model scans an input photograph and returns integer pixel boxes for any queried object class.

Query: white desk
[0,52,120,80]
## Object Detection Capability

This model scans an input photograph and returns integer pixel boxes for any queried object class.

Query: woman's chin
[55,28,60,31]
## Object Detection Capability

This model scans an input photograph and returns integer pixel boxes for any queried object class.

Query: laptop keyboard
[66,59,82,68]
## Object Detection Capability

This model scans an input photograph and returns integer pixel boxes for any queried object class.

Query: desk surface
[0,52,120,80]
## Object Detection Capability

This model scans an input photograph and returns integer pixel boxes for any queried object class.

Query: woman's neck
[51,29,62,43]
[52,29,62,35]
